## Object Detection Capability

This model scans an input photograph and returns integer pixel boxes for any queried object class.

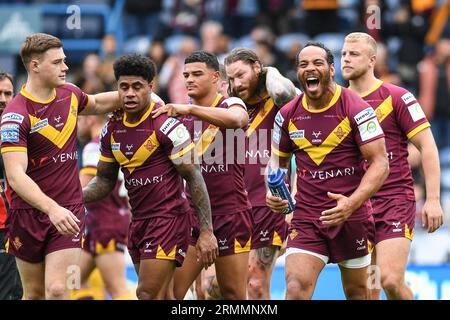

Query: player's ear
[212,70,220,84]
[30,59,39,73]
[148,81,153,91]
[329,63,335,78]
[253,61,262,74]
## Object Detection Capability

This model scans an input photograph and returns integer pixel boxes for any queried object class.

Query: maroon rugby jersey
[183,94,251,215]
[0,83,89,209]
[244,96,278,207]
[360,80,430,201]
[81,136,130,230]
[273,85,384,221]
[100,101,193,220]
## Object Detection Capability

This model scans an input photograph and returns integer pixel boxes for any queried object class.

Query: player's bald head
[344,32,377,56]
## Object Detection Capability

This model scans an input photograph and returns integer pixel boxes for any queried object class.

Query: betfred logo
[354,107,375,125]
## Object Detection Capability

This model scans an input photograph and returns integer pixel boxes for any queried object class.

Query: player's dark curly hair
[297,41,334,66]
[113,54,157,82]
[185,50,219,71]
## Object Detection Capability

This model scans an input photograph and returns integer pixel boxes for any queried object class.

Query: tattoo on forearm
[176,161,212,231]
[186,168,212,230]
[83,161,119,203]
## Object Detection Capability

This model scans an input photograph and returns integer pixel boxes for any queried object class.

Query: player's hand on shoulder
[152,103,191,118]
[48,204,80,236]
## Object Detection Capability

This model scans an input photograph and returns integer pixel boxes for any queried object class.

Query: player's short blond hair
[20,33,63,70]
[344,32,377,55]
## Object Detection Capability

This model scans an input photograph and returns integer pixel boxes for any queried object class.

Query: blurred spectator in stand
[74,53,105,94]
[159,36,198,103]
[384,0,434,93]
[200,20,223,54]
[222,0,259,38]
[157,0,206,40]
[250,25,287,71]
[123,0,163,38]
[98,34,118,91]
[418,36,450,149]
[301,0,339,37]
[257,0,296,35]
[147,41,169,102]
[374,42,402,85]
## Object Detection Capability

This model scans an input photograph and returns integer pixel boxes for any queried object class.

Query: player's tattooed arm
[265,66,297,107]
[83,160,119,203]
[173,157,212,231]
[173,151,218,268]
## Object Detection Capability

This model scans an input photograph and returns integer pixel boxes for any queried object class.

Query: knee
[285,276,312,300]
[46,282,67,300]
[247,276,264,299]
[25,286,45,300]
[220,283,246,300]
[381,274,403,295]
[343,283,368,300]
[136,285,158,300]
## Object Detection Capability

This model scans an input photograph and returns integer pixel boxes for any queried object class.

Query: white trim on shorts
[285,247,329,265]
[285,248,371,269]
[338,254,371,269]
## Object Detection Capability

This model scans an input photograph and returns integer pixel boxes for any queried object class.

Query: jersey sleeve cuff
[271,146,292,158]
[99,155,116,163]
[406,122,431,139]
[1,146,27,153]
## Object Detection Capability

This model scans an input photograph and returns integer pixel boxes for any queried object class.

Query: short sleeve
[156,115,194,161]
[80,141,100,176]
[349,98,384,146]
[99,122,117,163]
[223,97,247,111]
[67,83,90,113]
[392,88,430,139]
[271,109,293,158]
[0,105,29,154]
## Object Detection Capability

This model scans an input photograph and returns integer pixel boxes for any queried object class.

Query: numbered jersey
[100,102,193,220]
[360,80,430,200]
[81,136,130,230]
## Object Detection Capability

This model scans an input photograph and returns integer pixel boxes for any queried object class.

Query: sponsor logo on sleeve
[358,119,383,141]
[111,143,121,151]
[224,97,246,109]
[275,111,284,127]
[289,129,305,140]
[160,117,179,135]
[168,124,190,147]
[1,124,20,142]
[100,123,108,138]
[273,124,281,144]
[407,103,426,122]
[354,107,376,125]
[2,112,24,124]
[401,92,416,104]
[30,118,49,133]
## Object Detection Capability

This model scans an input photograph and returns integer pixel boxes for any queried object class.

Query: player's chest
[27,102,77,147]
[110,127,160,160]
[289,113,352,148]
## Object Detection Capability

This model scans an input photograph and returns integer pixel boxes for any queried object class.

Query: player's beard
[343,66,366,81]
